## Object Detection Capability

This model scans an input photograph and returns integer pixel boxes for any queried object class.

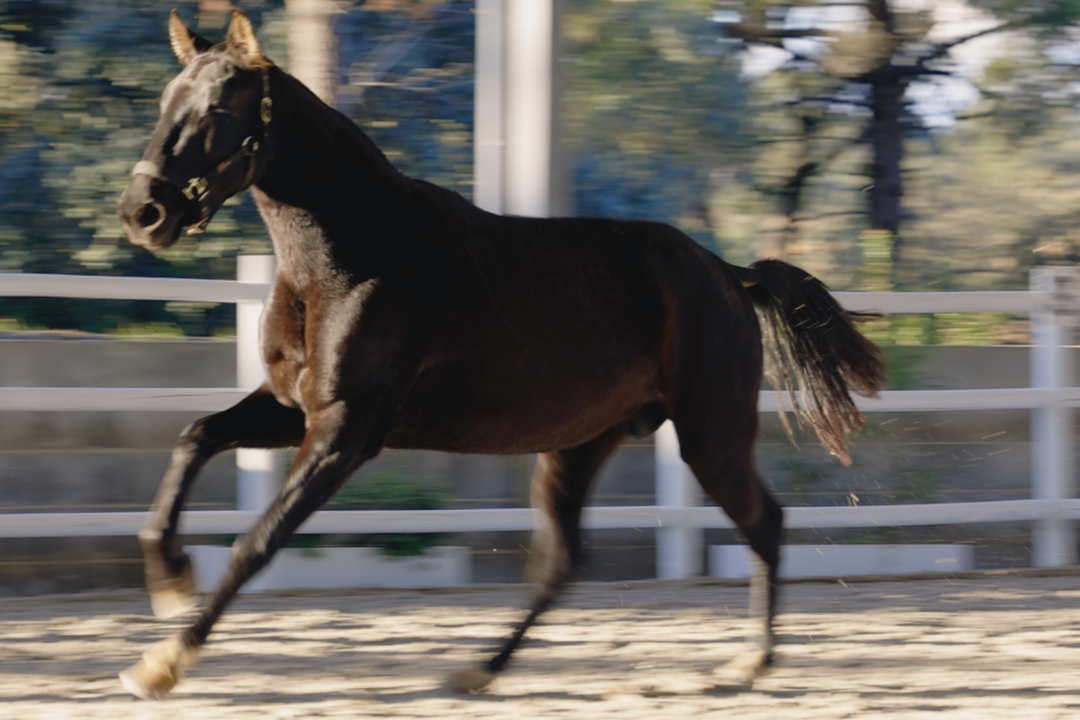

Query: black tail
[740,259,885,465]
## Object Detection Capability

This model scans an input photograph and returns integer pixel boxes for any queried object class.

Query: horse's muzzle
[118,178,183,251]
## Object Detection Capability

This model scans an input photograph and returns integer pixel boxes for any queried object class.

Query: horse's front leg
[121,401,379,700]
[140,384,306,619]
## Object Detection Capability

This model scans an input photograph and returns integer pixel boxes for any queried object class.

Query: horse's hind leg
[721,477,782,673]
[677,419,783,683]
[451,425,625,693]
[140,384,305,619]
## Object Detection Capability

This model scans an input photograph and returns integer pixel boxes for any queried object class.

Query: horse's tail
[737,259,886,465]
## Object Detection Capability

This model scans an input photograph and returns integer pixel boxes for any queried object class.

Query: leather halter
[131,67,272,236]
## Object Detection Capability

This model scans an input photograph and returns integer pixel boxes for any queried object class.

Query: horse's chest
[259,289,309,409]
[258,280,375,412]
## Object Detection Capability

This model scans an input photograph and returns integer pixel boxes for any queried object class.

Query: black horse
[116,10,884,700]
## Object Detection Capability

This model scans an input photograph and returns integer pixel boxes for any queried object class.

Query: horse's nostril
[137,202,163,229]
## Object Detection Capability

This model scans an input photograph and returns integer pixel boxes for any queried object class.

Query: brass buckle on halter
[186,218,210,236]
[182,177,208,201]
[260,97,273,124]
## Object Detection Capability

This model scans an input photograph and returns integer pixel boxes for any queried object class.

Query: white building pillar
[285,0,339,106]
[503,0,553,218]
[474,0,566,217]
[474,0,506,214]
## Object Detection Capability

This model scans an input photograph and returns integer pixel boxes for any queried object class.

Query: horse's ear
[168,9,211,66]
[225,9,265,67]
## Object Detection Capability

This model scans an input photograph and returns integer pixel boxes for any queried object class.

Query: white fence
[1,260,1077,578]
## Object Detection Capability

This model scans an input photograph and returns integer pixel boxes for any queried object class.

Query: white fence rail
[1,262,1077,577]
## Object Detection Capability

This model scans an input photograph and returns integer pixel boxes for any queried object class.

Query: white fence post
[1030,267,1079,567]
[236,255,280,514]
[655,421,701,578]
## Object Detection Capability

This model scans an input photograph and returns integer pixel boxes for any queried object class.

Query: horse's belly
[385,359,659,454]
[385,409,613,454]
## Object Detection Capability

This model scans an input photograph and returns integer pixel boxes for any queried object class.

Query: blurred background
[2,0,1080,594]
[5,0,1080,332]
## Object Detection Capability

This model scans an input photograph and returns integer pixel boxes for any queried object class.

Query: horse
[115,9,884,701]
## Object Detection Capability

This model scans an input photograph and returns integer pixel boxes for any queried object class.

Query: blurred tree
[0,0,473,334]
[337,0,474,194]
[561,0,751,254]
[719,0,1080,267]
[3,0,1079,339]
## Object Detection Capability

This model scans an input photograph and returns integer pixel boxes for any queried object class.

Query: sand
[2,574,1080,719]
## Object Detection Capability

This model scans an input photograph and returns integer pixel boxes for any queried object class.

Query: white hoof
[149,563,198,620]
[119,637,198,701]
[449,667,495,693]
[710,651,771,691]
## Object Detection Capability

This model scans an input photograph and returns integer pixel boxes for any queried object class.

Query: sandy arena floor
[2,574,1080,719]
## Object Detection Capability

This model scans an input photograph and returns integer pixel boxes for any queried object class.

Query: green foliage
[329,469,447,511]
[324,468,449,557]
[780,454,833,493]
[880,346,928,390]
[896,466,942,503]
[970,0,1080,28]
[723,0,1080,307]
[774,440,944,513]
[216,465,448,557]
[563,0,749,251]
[858,230,893,292]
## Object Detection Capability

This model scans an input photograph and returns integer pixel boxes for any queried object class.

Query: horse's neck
[252,68,426,288]
[256,69,410,212]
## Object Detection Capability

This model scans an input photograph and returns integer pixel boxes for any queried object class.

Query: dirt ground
[2,573,1080,719]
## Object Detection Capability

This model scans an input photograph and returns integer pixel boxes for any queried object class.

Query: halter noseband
[132,67,272,236]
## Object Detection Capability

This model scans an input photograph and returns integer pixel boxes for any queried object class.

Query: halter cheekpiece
[131,66,272,236]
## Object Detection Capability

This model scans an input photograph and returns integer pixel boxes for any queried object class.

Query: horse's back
[386,211,758,454]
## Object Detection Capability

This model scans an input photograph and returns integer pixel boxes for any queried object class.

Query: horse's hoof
[118,638,198,701]
[449,667,495,693]
[710,651,770,691]
[149,562,198,620]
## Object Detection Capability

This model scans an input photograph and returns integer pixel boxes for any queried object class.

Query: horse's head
[118,10,272,250]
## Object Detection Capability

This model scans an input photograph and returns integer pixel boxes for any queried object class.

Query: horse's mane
[273,65,480,227]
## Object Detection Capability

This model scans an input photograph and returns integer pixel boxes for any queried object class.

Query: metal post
[474,0,568,218]
[655,421,702,579]
[1030,267,1079,567]
[236,255,280,514]
[504,0,553,218]
[474,0,505,214]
